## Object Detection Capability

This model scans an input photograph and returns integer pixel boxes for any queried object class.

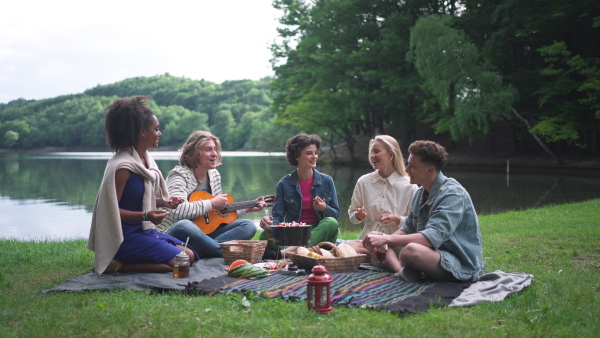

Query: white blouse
[348,170,418,240]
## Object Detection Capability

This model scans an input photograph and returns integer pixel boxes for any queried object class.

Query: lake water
[1,151,600,240]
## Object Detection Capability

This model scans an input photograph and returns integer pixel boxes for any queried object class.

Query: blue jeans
[166,219,257,258]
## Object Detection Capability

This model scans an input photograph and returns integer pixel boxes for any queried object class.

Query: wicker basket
[289,242,366,273]
[220,240,267,265]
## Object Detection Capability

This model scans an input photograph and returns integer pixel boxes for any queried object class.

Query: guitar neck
[224,200,258,213]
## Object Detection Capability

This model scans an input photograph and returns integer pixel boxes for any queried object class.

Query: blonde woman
[346,135,418,257]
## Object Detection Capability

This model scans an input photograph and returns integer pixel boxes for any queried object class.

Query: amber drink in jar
[173,252,190,278]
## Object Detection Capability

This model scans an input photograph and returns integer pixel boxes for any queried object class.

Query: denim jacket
[272,169,340,224]
[400,172,484,281]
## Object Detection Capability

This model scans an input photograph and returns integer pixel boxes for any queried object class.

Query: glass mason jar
[173,252,190,278]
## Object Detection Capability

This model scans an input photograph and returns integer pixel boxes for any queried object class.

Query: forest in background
[1,0,599,163]
[0,76,299,152]
[270,0,600,163]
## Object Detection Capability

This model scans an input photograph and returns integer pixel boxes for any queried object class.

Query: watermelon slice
[226,259,250,271]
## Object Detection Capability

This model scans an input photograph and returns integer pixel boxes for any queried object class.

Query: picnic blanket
[214,271,470,314]
[450,270,534,307]
[40,258,228,293]
[41,259,533,314]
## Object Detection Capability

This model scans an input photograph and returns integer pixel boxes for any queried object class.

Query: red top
[298,176,319,223]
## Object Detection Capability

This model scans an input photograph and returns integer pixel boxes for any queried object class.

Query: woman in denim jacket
[259,134,340,257]
[363,141,484,282]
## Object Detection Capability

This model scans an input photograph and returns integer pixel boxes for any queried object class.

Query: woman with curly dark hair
[259,133,340,258]
[87,96,197,275]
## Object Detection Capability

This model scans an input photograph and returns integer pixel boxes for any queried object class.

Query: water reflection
[1,152,599,240]
[0,197,90,240]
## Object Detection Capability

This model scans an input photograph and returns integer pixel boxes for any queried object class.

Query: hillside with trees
[0,75,299,151]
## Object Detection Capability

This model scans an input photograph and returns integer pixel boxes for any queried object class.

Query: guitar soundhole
[216,211,230,218]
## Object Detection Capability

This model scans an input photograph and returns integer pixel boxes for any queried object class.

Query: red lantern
[306,265,333,313]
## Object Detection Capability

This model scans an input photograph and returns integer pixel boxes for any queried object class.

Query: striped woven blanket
[218,271,471,314]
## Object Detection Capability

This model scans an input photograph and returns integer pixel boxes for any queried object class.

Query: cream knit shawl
[87,148,168,275]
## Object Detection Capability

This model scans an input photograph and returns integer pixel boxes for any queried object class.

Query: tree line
[270,0,600,162]
[0,75,299,151]
[2,0,599,162]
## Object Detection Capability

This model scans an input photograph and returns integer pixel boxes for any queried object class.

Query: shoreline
[3,145,599,177]
[326,157,600,177]
[320,134,600,177]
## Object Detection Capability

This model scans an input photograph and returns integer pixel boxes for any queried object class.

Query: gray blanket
[450,270,534,307]
[40,257,229,293]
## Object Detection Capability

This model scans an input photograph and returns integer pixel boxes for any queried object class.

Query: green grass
[1,199,599,337]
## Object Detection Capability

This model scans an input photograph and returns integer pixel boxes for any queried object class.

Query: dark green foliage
[0,75,297,150]
[408,14,519,141]
[272,0,600,159]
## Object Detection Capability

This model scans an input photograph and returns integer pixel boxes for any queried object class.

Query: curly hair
[285,133,322,167]
[370,135,407,176]
[408,140,448,172]
[104,96,156,152]
[178,130,222,168]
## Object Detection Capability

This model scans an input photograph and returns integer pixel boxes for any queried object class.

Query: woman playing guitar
[156,131,269,258]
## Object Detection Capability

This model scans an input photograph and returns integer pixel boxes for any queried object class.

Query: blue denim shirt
[400,172,484,281]
[272,169,340,224]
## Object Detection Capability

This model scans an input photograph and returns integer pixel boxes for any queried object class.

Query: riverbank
[2,199,599,336]
[321,134,600,177]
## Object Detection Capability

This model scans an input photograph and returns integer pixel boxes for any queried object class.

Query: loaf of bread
[296,247,311,256]
[320,249,335,258]
[336,242,358,257]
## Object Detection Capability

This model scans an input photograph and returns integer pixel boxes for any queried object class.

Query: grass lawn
[1,199,599,337]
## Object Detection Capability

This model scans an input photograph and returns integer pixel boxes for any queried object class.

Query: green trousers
[259,217,339,251]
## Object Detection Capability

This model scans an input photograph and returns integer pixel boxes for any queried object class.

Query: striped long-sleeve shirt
[156,165,246,232]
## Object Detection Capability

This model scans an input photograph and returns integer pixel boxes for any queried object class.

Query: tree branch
[510,108,563,164]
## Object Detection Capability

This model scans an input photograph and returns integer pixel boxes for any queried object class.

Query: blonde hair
[369,135,407,176]
[179,130,222,168]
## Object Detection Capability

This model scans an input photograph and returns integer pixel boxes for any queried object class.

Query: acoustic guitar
[188,191,275,234]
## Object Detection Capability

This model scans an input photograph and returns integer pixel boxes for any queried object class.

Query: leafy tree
[534,40,600,147]
[211,110,237,150]
[457,0,600,156]
[156,105,209,146]
[271,0,380,160]
[0,120,30,148]
[271,0,463,161]
[4,130,18,148]
[408,15,518,141]
[409,14,564,163]
[249,120,300,152]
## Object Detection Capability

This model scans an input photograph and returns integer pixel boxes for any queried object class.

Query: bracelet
[143,211,149,221]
